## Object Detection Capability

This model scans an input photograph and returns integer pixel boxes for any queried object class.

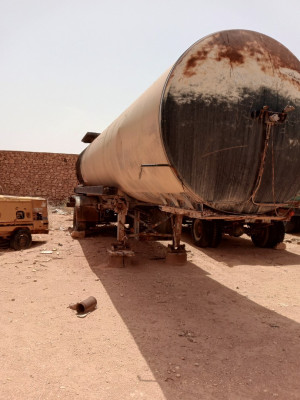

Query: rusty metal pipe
[76,296,97,313]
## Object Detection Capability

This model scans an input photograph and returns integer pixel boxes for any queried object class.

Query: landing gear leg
[108,202,134,267]
[166,215,187,265]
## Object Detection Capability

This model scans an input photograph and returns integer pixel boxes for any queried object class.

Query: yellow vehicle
[0,195,49,250]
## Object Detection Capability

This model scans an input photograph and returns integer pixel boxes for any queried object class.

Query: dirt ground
[1,208,300,400]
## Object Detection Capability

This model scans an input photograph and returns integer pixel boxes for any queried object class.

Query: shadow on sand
[78,229,300,400]
[181,229,300,268]
[0,239,47,252]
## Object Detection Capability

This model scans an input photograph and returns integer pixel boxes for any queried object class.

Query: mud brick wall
[0,151,78,204]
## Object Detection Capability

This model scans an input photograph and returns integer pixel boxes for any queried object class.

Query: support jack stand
[165,244,187,265]
[71,230,86,239]
[165,215,187,265]
[106,200,135,267]
[107,241,135,267]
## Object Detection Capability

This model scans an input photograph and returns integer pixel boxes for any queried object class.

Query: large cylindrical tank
[78,30,300,214]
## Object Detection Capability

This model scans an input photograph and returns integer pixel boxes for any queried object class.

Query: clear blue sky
[1,0,299,154]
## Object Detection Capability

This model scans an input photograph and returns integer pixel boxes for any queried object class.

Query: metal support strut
[108,199,134,267]
[117,207,127,243]
[166,214,187,265]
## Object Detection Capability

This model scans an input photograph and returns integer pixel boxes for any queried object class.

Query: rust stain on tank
[260,65,267,73]
[182,30,300,93]
[184,49,209,77]
[216,46,244,65]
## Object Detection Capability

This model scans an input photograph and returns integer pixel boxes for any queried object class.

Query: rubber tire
[250,226,270,248]
[192,220,222,248]
[285,216,300,233]
[73,208,87,231]
[251,222,285,248]
[297,217,300,232]
[284,217,297,233]
[210,221,223,248]
[267,221,285,248]
[10,229,32,250]
[192,219,211,247]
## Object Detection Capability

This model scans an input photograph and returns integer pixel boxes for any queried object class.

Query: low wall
[0,150,78,204]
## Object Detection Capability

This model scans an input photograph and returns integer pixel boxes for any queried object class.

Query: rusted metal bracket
[252,104,295,125]
[81,132,101,143]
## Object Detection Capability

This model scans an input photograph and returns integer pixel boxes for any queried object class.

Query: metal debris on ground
[68,296,97,315]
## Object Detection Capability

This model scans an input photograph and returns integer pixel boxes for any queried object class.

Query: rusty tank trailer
[72,30,300,258]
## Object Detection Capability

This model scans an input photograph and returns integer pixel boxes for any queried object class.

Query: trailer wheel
[284,216,300,233]
[210,221,223,248]
[297,217,300,232]
[250,222,285,248]
[192,220,222,248]
[192,219,211,247]
[284,217,296,233]
[73,208,86,231]
[250,226,270,248]
[267,221,285,247]
[10,229,32,250]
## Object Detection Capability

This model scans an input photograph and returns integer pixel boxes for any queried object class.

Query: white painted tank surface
[78,30,300,214]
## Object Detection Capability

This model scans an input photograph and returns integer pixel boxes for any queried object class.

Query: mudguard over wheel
[10,229,32,250]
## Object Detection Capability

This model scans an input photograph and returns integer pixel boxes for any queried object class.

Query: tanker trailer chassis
[160,205,295,249]
[70,185,187,265]
[70,186,295,266]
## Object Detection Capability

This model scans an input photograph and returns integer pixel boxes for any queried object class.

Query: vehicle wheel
[73,208,86,231]
[297,217,300,232]
[210,221,223,247]
[250,226,270,247]
[267,221,285,247]
[284,217,297,233]
[10,229,32,250]
[285,216,300,233]
[0,238,10,249]
[192,219,211,247]
[251,222,285,248]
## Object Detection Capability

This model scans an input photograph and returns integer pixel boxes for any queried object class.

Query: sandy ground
[0,208,300,400]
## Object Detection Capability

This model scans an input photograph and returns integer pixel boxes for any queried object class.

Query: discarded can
[77,296,97,313]
[69,296,97,313]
